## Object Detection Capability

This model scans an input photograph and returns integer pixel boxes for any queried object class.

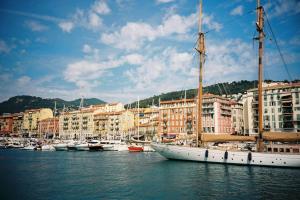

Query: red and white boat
[128,144,144,152]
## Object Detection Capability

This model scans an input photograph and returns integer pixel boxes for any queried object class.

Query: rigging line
[264,11,293,81]
[216,82,223,96]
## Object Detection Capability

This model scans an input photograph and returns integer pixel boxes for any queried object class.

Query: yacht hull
[151,143,300,168]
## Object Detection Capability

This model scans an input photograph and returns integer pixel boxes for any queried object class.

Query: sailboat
[151,0,300,168]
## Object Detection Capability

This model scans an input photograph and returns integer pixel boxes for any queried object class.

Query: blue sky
[0,0,299,103]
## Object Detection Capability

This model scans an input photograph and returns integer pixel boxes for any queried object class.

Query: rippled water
[0,150,299,200]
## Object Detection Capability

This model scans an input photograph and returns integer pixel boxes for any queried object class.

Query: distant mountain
[0,95,106,114]
[128,80,294,108]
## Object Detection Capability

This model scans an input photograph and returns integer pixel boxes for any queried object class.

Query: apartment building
[59,108,96,140]
[158,94,233,139]
[38,117,59,138]
[231,102,244,134]
[12,112,24,136]
[243,82,300,135]
[0,113,13,135]
[159,99,197,139]
[59,103,128,140]
[22,108,53,136]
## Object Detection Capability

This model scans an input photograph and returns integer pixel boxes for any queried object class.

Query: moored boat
[152,0,300,168]
[53,143,68,151]
[128,144,144,152]
[75,143,89,151]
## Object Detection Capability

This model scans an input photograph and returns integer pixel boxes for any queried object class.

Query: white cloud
[17,76,31,86]
[58,21,74,33]
[63,53,144,89]
[57,1,109,32]
[101,22,157,50]
[25,20,48,32]
[124,54,144,65]
[230,5,243,16]
[101,12,221,51]
[92,0,111,15]
[0,40,11,54]
[88,13,103,28]
[82,44,92,53]
[266,0,300,18]
[124,48,194,91]
[156,0,175,4]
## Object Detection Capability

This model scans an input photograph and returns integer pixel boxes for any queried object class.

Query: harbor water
[0,150,299,200]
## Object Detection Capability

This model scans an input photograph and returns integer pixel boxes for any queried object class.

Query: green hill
[129,80,258,108]
[0,96,106,114]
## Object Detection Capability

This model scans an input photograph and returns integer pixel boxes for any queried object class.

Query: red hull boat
[128,145,144,152]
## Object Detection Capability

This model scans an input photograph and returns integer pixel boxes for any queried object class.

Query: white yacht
[53,143,68,151]
[152,0,300,168]
[41,144,55,151]
[75,142,89,151]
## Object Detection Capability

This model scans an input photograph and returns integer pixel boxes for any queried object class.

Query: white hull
[53,144,68,151]
[117,144,128,152]
[23,145,36,150]
[151,143,300,168]
[143,145,155,152]
[102,144,116,151]
[41,145,55,151]
[75,144,89,151]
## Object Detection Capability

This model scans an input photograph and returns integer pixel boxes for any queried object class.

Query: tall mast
[137,96,140,141]
[256,0,264,151]
[196,0,205,147]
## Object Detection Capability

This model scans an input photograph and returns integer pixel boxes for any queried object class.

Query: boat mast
[196,0,205,147]
[256,0,264,151]
[137,96,140,141]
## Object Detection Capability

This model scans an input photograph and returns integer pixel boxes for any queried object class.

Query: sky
[0,0,299,104]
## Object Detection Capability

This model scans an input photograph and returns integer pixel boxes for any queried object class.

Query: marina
[0,0,299,199]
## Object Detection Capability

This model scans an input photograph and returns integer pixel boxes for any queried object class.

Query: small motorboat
[128,144,144,152]
[41,144,55,151]
[53,143,68,151]
[88,144,103,151]
[75,143,89,151]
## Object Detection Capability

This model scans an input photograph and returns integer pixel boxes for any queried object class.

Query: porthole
[272,161,274,163]
[252,160,254,162]
[241,159,243,161]
[284,162,286,164]
[260,161,262,163]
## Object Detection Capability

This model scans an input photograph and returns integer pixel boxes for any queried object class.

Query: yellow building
[93,110,135,140]
[22,108,53,136]
[59,103,126,140]
[59,107,96,140]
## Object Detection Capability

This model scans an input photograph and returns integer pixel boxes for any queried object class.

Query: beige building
[22,108,53,136]
[106,110,135,140]
[231,102,244,134]
[59,108,96,140]
[243,82,300,135]
[59,103,127,140]
[94,113,109,139]
[12,112,24,136]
